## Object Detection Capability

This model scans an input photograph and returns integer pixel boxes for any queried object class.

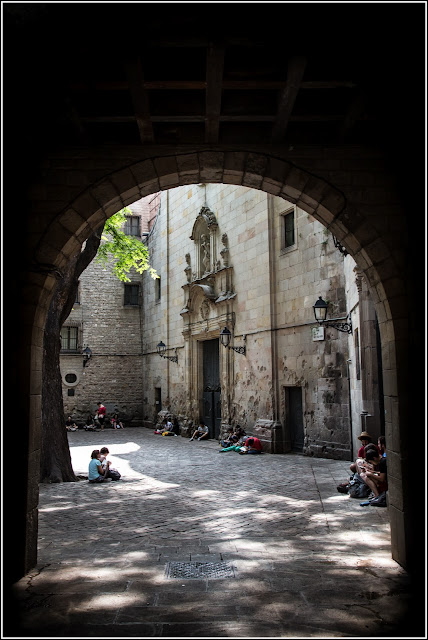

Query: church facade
[61,184,383,460]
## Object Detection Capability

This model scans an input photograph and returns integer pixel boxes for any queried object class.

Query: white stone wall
[61,184,374,459]
[141,184,355,458]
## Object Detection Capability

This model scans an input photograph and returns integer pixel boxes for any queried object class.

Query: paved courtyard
[5,428,421,637]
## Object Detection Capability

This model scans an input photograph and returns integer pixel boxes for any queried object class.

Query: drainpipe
[347,359,354,462]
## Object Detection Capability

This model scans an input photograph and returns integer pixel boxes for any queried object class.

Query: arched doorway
[9,150,414,583]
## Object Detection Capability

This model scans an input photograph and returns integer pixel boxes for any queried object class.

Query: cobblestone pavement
[6,429,420,638]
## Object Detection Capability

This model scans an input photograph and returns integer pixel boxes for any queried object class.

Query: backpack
[348,473,371,498]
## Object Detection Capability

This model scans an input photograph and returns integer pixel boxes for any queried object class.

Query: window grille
[124,284,139,306]
[61,326,79,351]
[124,216,140,237]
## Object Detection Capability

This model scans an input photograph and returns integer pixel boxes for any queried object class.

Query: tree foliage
[96,207,158,282]
[41,207,156,483]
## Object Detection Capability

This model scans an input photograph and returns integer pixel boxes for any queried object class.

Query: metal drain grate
[165,561,236,579]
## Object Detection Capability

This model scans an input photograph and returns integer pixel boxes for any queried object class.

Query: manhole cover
[165,561,236,579]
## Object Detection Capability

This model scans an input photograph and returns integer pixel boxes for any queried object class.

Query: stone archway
[15,149,411,581]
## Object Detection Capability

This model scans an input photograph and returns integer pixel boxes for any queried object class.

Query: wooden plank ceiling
[63,38,374,147]
[5,4,419,152]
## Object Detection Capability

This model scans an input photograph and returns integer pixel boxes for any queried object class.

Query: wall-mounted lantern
[156,341,178,363]
[313,296,352,334]
[82,345,92,367]
[220,327,246,355]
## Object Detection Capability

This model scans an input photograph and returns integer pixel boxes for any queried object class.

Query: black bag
[348,473,371,498]
[108,469,121,481]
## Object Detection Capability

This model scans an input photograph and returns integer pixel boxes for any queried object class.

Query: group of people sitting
[153,420,264,454]
[88,447,121,483]
[337,431,387,507]
[66,403,125,432]
[218,426,263,455]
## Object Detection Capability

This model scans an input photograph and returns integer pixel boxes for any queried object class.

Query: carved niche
[190,206,219,278]
[181,207,236,331]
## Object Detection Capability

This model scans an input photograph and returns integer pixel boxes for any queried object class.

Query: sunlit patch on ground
[7,428,417,637]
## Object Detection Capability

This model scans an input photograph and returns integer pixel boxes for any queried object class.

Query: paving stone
[7,428,417,637]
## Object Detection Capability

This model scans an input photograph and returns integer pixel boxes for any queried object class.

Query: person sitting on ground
[239,436,263,454]
[233,425,246,442]
[189,421,209,441]
[220,427,235,447]
[84,414,96,431]
[111,413,125,429]
[161,418,178,436]
[88,449,109,483]
[99,447,121,480]
[65,416,78,431]
[359,448,387,499]
[337,443,378,493]
[354,443,379,475]
[350,431,373,473]
[219,435,255,453]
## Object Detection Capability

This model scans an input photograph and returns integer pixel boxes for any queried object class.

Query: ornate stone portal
[181,206,237,435]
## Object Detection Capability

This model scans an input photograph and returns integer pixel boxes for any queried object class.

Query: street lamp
[313,296,352,334]
[220,327,246,355]
[156,341,178,363]
[82,345,92,367]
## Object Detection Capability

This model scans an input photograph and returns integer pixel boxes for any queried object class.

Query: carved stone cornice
[353,266,364,293]
[215,291,236,304]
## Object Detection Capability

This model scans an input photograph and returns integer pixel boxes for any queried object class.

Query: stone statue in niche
[220,233,229,267]
[200,299,210,320]
[184,253,192,283]
[200,234,210,275]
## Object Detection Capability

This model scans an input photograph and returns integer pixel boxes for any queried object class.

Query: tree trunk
[40,227,103,483]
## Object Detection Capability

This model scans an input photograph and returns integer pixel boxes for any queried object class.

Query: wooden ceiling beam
[124,58,154,144]
[205,43,225,143]
[67,79,356,92]
[271,56,307,143]
[80,114,348,124]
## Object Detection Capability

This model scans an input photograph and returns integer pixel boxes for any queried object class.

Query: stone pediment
[190,206,218,240]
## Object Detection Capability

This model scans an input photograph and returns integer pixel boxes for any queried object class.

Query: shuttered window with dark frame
[283,210,295,248]
[124,283,140,306]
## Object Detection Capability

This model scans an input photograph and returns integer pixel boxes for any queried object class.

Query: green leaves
[95,208,158,282]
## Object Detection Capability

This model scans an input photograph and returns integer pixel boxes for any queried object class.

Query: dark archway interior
[2,3,425,623]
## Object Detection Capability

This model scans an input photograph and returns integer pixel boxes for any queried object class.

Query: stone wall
[140,184,361,459]
[59,184,380,459]
[60,200,148,425]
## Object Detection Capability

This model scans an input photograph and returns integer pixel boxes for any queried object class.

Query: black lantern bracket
[219,327,247,355]
[156,341,178,363]
[322,315,353,334]
[313,296,353,334]
[82,345,92,367]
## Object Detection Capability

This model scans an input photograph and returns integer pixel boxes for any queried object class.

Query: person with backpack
[99,447,121,481]
[88,450,110,483]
